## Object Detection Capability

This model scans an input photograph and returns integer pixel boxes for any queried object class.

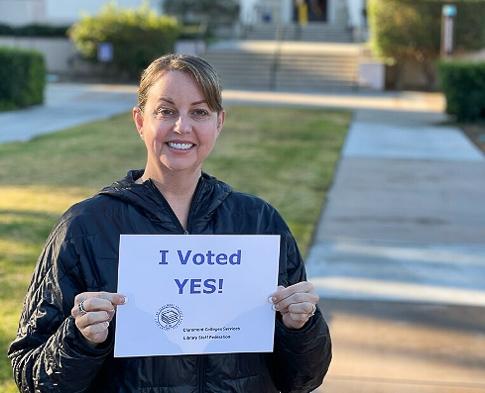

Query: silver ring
[78,301,87,315]
[309,304,317,317]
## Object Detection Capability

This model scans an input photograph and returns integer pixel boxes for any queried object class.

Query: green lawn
[0,106,349,391]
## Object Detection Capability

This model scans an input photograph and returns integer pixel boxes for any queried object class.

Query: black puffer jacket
[9,170,331,393]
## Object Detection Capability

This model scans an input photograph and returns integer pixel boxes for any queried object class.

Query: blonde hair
[137,54,223,113]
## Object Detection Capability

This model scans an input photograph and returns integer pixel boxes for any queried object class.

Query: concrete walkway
[307,109,485,306]
[306,108,485,392]
[0,83,137,143]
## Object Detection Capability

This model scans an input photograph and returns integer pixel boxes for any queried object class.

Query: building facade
[239,0,367,30]
[0,0,366,31]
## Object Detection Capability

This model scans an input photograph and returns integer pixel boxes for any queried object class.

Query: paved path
[0,83,137,143]
[306,108,485,392]
[317,299,485,393]
[306,109,485,306]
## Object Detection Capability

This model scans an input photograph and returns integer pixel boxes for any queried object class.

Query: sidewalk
[307,109,485,392]
[0,83,137,143]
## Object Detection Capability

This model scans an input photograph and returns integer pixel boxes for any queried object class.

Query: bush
[0,47,45,110]
[0,23,69,37]
[368,0,485,86]
[438,61,485,121]
[69,3,180,79]
[0,23,14,36]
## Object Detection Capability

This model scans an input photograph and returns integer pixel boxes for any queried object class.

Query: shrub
[368,0,485,86]
[0,23,14,36]
[0,23,69,37]
[438,61,485,121]
[69,3,180,78]
[0,47,45,110]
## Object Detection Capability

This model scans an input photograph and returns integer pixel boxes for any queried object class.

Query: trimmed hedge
[0,47,45,110]
[0,23,69,37]
[69,3,180,78]
[439,61,485,121]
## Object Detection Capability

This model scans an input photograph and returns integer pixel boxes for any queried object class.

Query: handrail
[269,23,284,90]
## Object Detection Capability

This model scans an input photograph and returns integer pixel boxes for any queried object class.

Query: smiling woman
[133,70,224,201]
[7,54,332,393]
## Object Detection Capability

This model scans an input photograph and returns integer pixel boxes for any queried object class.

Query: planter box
[358,60,384,90]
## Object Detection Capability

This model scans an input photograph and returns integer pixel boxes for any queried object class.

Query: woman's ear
[216,110,225,135]
[132,106,144,139]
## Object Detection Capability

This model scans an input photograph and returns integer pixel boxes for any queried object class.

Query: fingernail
[272,304,278,311]
[267,296,274,304]
[121,296,128,304]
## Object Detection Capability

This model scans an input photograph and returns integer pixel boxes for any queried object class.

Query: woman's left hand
[270,282,319,330]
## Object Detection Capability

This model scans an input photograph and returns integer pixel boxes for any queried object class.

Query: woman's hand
[71,292,127,345]
[270,282,319,330]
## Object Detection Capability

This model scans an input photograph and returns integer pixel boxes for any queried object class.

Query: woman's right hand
[71,292,127,345]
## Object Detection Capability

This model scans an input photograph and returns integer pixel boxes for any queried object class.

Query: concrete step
[204,40,362,92]
[243,23,353,42]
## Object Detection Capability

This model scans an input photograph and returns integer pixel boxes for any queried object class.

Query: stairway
[203,41,362,92]
[203,49,275,90]
[243,23,353,43]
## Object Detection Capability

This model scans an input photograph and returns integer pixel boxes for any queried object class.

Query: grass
[0,106,350,391]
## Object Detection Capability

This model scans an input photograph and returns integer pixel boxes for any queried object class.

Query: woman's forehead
[148,71,204,101]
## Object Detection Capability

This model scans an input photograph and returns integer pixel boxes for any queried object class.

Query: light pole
[441,4,457,59]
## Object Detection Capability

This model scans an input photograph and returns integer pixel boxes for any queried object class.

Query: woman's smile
[167,141,195,151]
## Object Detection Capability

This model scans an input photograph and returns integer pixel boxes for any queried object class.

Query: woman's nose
[173,115,191,134]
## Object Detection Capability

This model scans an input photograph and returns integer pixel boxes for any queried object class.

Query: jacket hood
[98,169,232,227]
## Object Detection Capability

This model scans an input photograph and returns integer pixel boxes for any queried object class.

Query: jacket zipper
[185,177,205,234]
[198,356,206,392]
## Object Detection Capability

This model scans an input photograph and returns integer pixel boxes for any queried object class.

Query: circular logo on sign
[155,304,183,330]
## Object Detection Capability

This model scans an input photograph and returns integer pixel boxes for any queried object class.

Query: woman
[9,54,331,392]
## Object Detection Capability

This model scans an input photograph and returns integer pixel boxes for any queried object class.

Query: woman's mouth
[167,142,194,151]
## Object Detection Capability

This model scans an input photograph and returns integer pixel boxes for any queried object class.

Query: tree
[69,2,179,78]
[368,0,485,88]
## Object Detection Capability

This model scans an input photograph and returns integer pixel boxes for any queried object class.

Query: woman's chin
[159,160,201,174]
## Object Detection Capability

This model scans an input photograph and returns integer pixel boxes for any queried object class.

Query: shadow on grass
[0,209,59,245]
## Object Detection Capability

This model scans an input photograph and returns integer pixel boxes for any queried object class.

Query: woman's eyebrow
[158,97,174,104]
[191,100,207,106]
[156,97,207,106]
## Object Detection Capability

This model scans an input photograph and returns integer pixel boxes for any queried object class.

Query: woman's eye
[155,108,175,117]
[192,109,209,118]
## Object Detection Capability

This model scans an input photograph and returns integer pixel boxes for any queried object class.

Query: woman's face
[133,70,224,176]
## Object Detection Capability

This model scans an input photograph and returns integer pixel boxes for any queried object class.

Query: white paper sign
[114,234,280,357]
